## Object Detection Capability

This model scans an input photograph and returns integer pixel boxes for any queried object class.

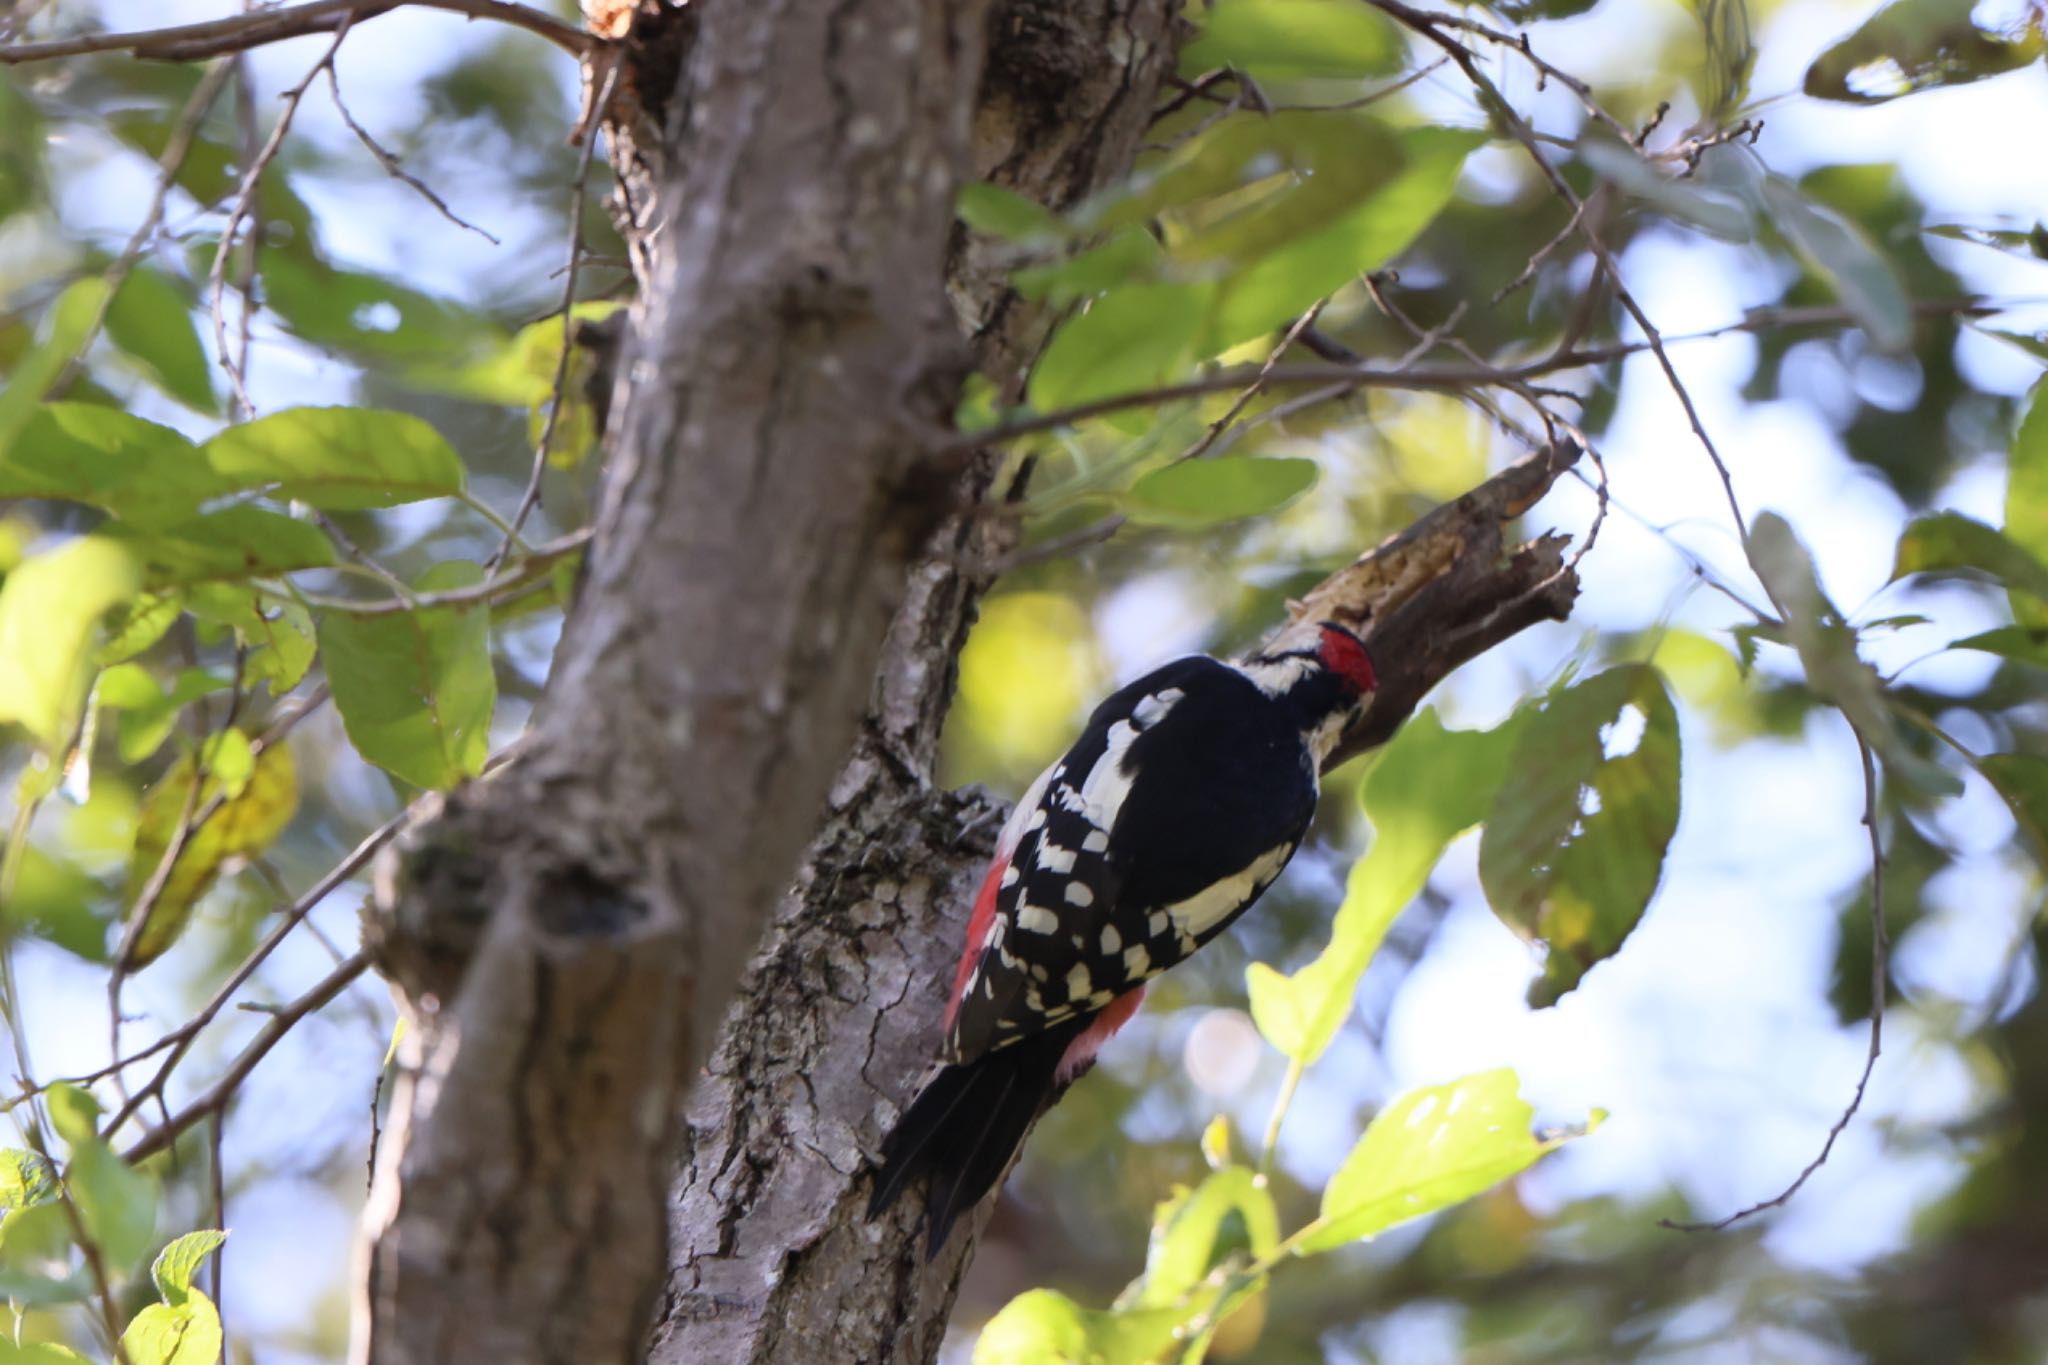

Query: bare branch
[325,64,500,244]
[1662,730,1889,1231]
[0,0,595,66]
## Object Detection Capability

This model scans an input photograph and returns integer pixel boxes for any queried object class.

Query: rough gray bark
[355,3,992,1360]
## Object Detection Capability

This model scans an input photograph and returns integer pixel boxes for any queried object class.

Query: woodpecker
[867,621,1377,1255]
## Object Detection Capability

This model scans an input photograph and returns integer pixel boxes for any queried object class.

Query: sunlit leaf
[4,843,110,962]
[186,584,317,692]
[0,536,142,748]
[0,278,108,457]
[1298,1068,1597,1252]
[2007,381,2048,628]
[1980,752,2048,868]
[1126,456,1318,527]
[121,737,299,968]
[1131,1166,1279,1309]
[0,1150,57,1213]
[320,562,496,790]
[105,506,337,588]
[1014,229,1164,305]
[201,406,466,510]
[1028,282,1212,413]
[151,1229,228,1306]
[1760,175,1912,352]
[1892,510,2048,602]
[1804,0,2044,104]
[104,265,216,414]
[97,592,184,666]
[121,1292,223,1365]
[0,1339,96,1362]
[1197,126,1481,354]
[0,404,229,526]
[1477,666,1680,1007]
[973,1288,1185,1365]
[1182,0,1403,79]
[96,664,230,763]
[1249,708,1524,1063]
[46,1084,156,1271]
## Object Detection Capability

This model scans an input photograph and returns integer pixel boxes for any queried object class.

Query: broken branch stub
[1256,439,1583,769]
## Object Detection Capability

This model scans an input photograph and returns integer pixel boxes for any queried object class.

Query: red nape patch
[1317,623,1377,695]
[1056,988,1146,1084]
[945,854,1008,1030]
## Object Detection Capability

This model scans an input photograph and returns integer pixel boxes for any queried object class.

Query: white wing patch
[1016,904,1059,935]
[1162,841,1296,939]
[1077,719,1141,831]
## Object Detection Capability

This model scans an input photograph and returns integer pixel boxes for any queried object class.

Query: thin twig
[295,526,591,617]
[210,26,352,415]
[1662,731,1888,1232]
[324,63,500,243]
[122,953,372,1163]
[489,56,622,574]
[0,0,595,65]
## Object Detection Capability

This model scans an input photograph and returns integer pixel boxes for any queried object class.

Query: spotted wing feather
[946,655,1319,1064]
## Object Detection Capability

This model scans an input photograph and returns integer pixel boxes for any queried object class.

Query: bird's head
[1239,621,1377,761]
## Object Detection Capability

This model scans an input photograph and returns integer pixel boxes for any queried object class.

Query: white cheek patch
[1237,655,1316,697]
[1162,841,1296,939]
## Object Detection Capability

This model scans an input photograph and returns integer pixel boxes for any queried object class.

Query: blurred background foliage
[0,0,2046,1361]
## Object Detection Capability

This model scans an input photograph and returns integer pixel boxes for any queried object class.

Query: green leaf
[97,592,185,666]
[0,1341,96,1363]
[1979,753,2048,869]
[1760,174,1912,352]
[1196,126,1481,354]
[1130,1167,1278,1316]
[973,1289,1185,1365]
[1125,457,1318,528]
[98,666,231,763]
[1579,137,1753,242]
[1300,1068,1596,1253]
[121,1292,223,1365]
[1892,511,2048,602]
[48,1086,156,1271]
[2006,381,2048,628]
[1478,665,1681,1007]
[319,561,496,790]
[1747,512,1961,795]
[1951,625,2048,667]
[0,278,108,458]
[1028,282,1211,414]
[1182,0,1403,79]
[186,585,317,692]
[1014,229,1164,306]
[201,407,467,509]
[958,182,1067,241]
[104,266,216,414]
[0,404,229,527]
[105,506,337,588]
[1804,0,2044,104]
[1928,222,2048,260]
[121,738,299,969]
[0,1150,57,1213]
[152,1229,228,1306]
[259,248,490,365]
[0,536,142,748]
[1249,707,1523,1063]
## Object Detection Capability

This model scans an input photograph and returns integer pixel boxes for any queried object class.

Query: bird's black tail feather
[868,1018,1088,1259]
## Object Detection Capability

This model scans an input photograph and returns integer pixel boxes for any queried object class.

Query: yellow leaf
[121,739,298,968]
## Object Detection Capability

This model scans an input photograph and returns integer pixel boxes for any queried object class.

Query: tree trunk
[355,2,1007,1359]
[355,3,1579,1362]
